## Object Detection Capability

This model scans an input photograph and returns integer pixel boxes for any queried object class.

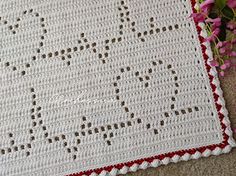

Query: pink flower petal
[227,0,236,9]
[204,35,215,42]
[216,41,223,48]
[227,21,236,30]
[200,0,215,13]
[230,51,236,57]
[190,13,205,23]
[220,64,227,70]
[219,71,225,77]
[224,60,231,68]
[205,17,221,27]
[210,60,219,67]
[204,28,220,42]
[232,38,236,44]
[213,28,220,35]
[208,19,221,31]
[219,48,226,54]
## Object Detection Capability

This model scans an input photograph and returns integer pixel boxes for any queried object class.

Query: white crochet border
[72,2,236,176]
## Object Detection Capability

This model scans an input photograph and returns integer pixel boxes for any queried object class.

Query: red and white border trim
[67,1,236,175]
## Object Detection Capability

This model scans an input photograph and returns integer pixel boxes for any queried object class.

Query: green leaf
[221,6,234,20]
[208,12,218,19]
[216,0,226,10]
[218,23,226,41]
[221,16,230,23]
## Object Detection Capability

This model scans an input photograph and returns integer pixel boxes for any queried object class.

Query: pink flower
[219,47,227,54]
[204,28,220,42]
[200,0,215,13]
[227,21,236,30]
[220,63,227,70]
[210,59,219,67]
[216,41,225,48]
[219,70,225,76]
[229,51,236,57]
[227,21,236,34]
[224,60,231,68]
[190,12,205,23]
[227,0,236,9]
[206,18,221,29]
[231,59,236,68]
[216,41,232,55]
[231,38,236,44]
[219,60,231,73]
[216,41,228,48]
[212,27,220,35]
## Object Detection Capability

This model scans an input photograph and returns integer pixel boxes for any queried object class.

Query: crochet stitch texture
[0,0,235,175]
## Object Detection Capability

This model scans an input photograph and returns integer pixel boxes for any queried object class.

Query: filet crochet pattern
[0,0,235,175]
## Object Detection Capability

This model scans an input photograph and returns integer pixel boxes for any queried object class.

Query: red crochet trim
[67,1,229,175]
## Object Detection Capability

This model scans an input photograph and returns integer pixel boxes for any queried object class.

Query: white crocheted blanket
[0,0,235,176]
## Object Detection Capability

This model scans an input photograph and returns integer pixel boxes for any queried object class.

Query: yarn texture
[0,0,235,176]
